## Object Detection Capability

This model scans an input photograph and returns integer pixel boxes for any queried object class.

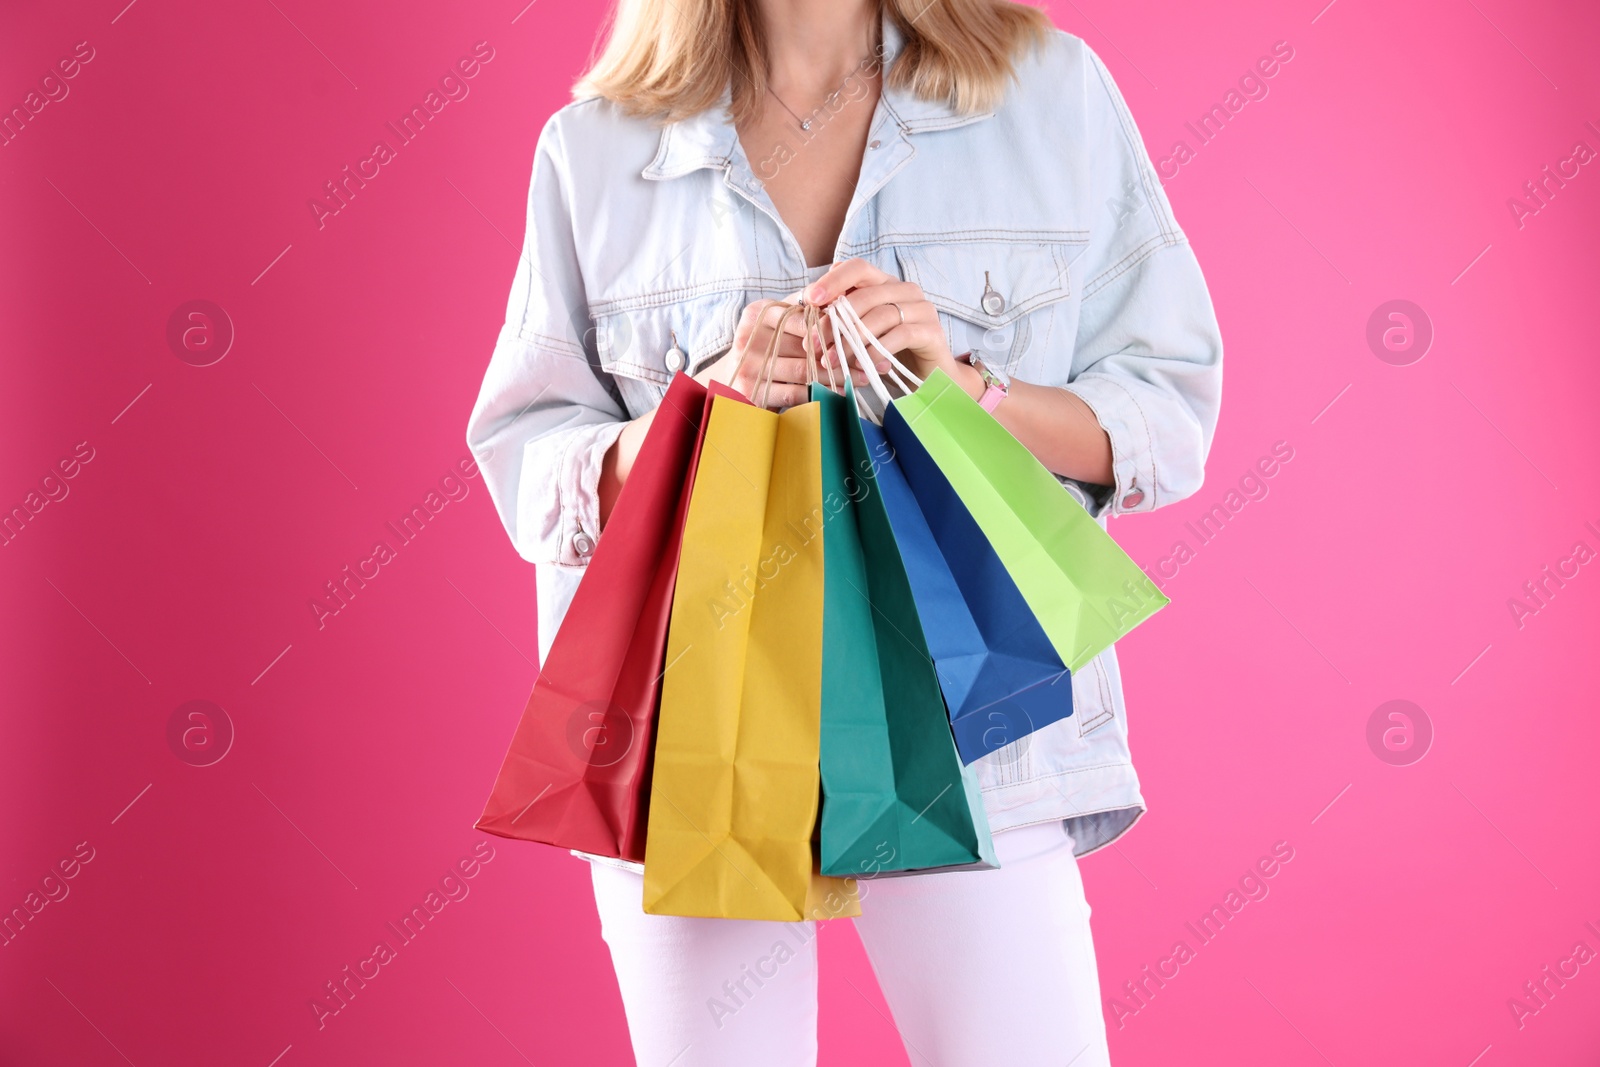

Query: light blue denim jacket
[466,15,1223,859]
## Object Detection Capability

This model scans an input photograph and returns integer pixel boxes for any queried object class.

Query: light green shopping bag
[891,369,1168,671]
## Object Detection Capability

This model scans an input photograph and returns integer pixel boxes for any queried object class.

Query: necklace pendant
[800,119,812,131]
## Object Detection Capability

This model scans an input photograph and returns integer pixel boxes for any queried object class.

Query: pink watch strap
[959,352,1006,413]
[977,381,1006,413]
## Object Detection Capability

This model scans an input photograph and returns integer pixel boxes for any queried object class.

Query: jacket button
[1120,489,1145,508]
[664,346,685,372]
[573,529,595,556]
[868,139,881,149]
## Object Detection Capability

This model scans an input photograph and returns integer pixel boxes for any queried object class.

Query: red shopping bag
[476,373,722,861]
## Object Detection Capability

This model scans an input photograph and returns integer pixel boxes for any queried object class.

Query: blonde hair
[574,0,1052,125]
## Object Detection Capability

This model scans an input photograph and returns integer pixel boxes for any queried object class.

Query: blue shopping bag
[870,405,1073,764]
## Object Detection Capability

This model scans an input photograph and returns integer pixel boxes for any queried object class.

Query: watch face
[972,356,1003,392]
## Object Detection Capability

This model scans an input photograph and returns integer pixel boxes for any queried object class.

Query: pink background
[3,0,1597,1063]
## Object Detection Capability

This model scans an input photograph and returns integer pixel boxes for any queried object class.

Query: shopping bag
[476,373,713,860]
[642,312,857,920]
[814,375,996,877]
[870,408,1073,764]
[891,369,1169,671]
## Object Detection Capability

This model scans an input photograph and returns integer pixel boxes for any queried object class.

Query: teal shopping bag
[814,380,995,879]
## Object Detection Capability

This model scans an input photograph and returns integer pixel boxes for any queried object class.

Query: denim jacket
[466,15,1223,859]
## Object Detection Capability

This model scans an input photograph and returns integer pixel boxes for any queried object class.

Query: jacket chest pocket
[591,289,746,416]
[892,241,1083,378]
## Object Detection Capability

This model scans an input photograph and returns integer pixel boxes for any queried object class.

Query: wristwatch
[958,351,1009,413]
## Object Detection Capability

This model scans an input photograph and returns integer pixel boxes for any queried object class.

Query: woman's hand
[807,259,979,395]
[608,292,848,524]
[695,297,832,410]
[806,258,1110,484]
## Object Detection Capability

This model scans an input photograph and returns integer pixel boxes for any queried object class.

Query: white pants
[590,820,1111,1066]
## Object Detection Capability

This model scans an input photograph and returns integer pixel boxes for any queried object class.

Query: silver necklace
[767,86,817,131]
[766,52,877,132]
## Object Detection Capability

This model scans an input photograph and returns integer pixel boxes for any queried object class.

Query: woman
[467,0,1222,1061]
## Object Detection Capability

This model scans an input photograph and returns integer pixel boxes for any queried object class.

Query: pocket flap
[893,242,1077,329]
[594,290,746,386]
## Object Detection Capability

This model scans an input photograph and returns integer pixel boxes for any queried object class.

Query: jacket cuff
[1061,374,1158,518]
[518,420,627,566]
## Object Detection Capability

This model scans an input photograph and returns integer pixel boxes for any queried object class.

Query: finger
[841,281,926,318]
[821,341,874,376]
[794,320,827,367]
[752,324,812,358]
[821,348,879,389]
[807,258,893,304]
[733,300,788,358]
[854,300,931,349]
[760,301,808,344]
[865,322,941,369]
[754,380,812,411]
[740,299,809,340]
[778,302,817,337]
[749,355,814,388]
[736,347,826,396]
[738,305,808,368]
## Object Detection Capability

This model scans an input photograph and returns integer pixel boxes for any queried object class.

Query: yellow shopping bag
[643,378,858,921]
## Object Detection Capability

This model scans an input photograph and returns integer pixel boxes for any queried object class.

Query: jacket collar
[642,10,993,180]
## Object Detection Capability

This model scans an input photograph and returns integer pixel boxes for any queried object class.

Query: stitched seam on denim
[593,282,797,315]
[979,760,1132,791]
[899,245,1076,322]
[1101,374,1158,506]
[1088,657,1117,738]
[877,94,913,136]
[925,288,1067,328]
[1077,710,1115,736]
[874,228,1089,244]
[1051,244,1072,301]
[510,333,595,366]
[591,285,757,315]
[838,235,1087,261]
[552,428,585,565]
[901,111,995,133]
[1089,51,1179,241]
[644,123,673,177]
[750,174,766,283]
[603,324,736,384]
[1004,312,1031,371]
[517,329,587,358]
[1060,378,1124,507]
[1081,233,1173,302]
[1096,656,1115,712]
